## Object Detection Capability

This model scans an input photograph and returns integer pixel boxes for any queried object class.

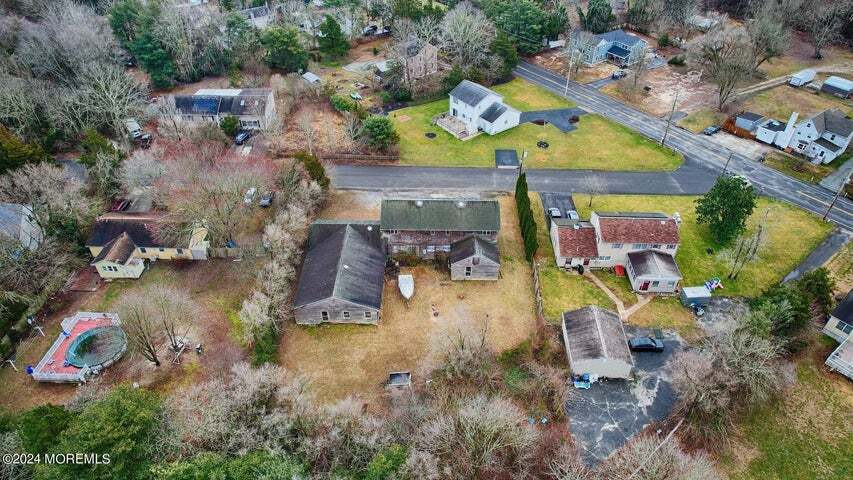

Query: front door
[583,258,590,266]
[640,281,650,291]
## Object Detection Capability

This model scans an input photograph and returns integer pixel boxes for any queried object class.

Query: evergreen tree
[261,27,309,73]
[0,126,48,175]
[515,173,539,261]
[490,32,520,80]
[318,15,350,59]
[578,0,615,34]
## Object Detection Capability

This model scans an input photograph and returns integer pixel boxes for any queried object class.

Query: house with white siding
[788,109,853,164]
[438,80,520,139]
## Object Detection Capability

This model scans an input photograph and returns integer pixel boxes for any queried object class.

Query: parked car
[235,130,253,145]
[703,125,721,135]
[611,70,627,80]
[548,207,562,218]
[726,172,753,188]
[124,118,152,148]
[259,191,275,208]
[628,337,665,352]
[244,188,257,205]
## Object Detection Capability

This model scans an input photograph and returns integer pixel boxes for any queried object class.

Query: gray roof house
[380,199,500,259]
[626,249,682,293]
[449,235,500,281]
[561,306,634,379]
[824,290,853,380]
[169,88,276,130]
[788,108,853,164]
[441,80,521,139]
[0,203,42,250]
[576,29,647,66]
[293,221,385,325]
[821,76,853,99]
[734,112,764,132]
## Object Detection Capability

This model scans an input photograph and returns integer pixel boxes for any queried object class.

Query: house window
[666,244,677,249]
[651,244,662,249]
[633,243,649,249]
[652,281,660,287]
[343,311,350,320]
[612,243,623,249]
[321,311,329,321]
[139,247,147,253]
[465,266,472,277]
[667,281,675,287]
[837,320,853,335]
[177,249,183,254]
[364,311,372,320]
[159,248,165,252]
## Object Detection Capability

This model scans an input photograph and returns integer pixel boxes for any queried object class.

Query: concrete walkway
[783,228,851,283]
[586,272,654,320]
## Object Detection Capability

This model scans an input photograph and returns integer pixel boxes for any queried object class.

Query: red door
[583,258,590,266]
[640,281,650,291]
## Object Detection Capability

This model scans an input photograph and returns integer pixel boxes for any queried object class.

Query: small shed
[561,306,634,379]
[680,286,712,307]
[449,235,500,280]
[734,112,764,132]
[301,71,321,85]
[789,69,816,87]
[821,76,853,99]
[626,250,682,293]
[495,149,520,169]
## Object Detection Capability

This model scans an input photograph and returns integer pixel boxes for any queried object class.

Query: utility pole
[823,172,851,221]
[661,89,680,147]
[565,49,577,96]
[721,152,733,176]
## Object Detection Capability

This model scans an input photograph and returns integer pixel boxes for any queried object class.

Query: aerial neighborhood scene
[2,0,853,478]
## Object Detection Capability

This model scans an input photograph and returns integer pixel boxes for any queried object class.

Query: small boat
[398,274,414,300]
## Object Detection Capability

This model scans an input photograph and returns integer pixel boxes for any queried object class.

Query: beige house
[449,235,500,281]
[87,213,209,279]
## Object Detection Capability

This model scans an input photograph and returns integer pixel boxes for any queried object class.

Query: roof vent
[456,201,466,208]
[240,99,245,106]
[673,212,682,224]
[366,225,373,231]
[343,264,350,269]
[415,200,424,207]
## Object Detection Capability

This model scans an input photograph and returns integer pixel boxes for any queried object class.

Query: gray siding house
[449,235,500,280]
[578,29,647,66]
[293,221,385,325]
[380,199,500,259]
[626,249,682,293]
[734,112,764,132]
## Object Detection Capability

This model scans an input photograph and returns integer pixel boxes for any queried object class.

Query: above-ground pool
[65,326,128,369]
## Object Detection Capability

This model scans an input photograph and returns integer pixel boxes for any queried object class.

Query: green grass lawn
[530,194,614,321]
[391,79,683,170]
[591,271,637,307]
[572,194,834,297]
[742,86,853,122]
[763,151,840,184]
[725,340,853,480]
[677,109,727,134]
[628,297,703,343]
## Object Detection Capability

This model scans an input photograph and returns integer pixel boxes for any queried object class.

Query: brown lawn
[279,195,537,406]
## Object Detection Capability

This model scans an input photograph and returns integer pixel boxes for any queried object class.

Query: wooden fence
[320,152,399,164]
[531,261,548,345]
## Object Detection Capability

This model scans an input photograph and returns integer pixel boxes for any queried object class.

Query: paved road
[513,61,853,232]
[783,228,851,283]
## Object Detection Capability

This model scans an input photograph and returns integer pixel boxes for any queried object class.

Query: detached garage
[561,306,634,379]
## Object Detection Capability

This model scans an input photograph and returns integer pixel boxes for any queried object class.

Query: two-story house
[442,80,520,139]
[170,88,276,130]
[823,290,853,380]
[787,109,853,164]
[577,29,647,66]
[380,199,500,259]
[551,212,682,293]
[86,213,209,279]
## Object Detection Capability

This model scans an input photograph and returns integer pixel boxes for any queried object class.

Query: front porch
[433,113,480,141]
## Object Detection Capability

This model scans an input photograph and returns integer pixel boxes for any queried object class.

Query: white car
[243,187,257,205]
[727,173,753,188]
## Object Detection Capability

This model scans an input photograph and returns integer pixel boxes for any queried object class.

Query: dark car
[235,130,253,145]
[611,70,627,80]
[362,25,378,36]
[703,125,721,135]
[259,191,275,208]
[628,336,665,352]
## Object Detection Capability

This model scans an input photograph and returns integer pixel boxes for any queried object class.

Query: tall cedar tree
[695,175,756,245]
[295,151,330,189]
[578,0,615,34]
[515,173,539,261]
[0,126,47,175]
[261,26,309,73]
[318,15,350,58]
[490,32,520,80]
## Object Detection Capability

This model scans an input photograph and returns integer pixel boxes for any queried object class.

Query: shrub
[372,46,379,55]
[79,128,117,167]
[658,33,671,48]
[294,151,330,189]
[330,94,356,112]
[153,451,307,479]
[668,55,685,66]
[251,323,280,366]
[364,444,407,480]
[796,267,835,316]
[360,115,399,151]
[219,115,240,137]
[17,404,74,454]
[0,335,12,360]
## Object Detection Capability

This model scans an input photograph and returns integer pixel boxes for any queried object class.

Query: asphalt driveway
[539,192,577,229]
[520,108,587,133]
[567,326,683,465]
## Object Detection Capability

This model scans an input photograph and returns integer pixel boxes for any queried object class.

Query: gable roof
[562,306,633,366]
[173,89,271,116]
[449,80,499,107]
[449,235,500,264]
[737,111,763,122]
[556,222,598,258]
[832,290,853,323]
[596,29,644,47]
[293,222,385,310]
[823,76,853,92]
[381,199,500,232]
[174,95,220,115]
[480,102,508,123]
[86,214,166,248]
[594,212,680,244]
[627,250,682,279]
[92,232,137,265]
[809,109,853,137]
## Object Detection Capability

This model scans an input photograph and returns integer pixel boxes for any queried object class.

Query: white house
[551,212,681,271]
[442,80,520,139]
[0,203,42,250]
[625,250,682,293]
[170,88,277,130]
[788,109,853,164]
[755,112,798,149]
[561,306,634,379]
[823,290,853,380]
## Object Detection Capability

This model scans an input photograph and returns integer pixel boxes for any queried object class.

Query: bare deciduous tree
[438,2,496,67]
[746,1,791,73]
[429,320,496,386]
[586,175,607,208]
[0,237,79,296]
[687,21,754,110]
[564,31,598,80]
[661,0,700,37]
[597,434,720,480]
[801,0,851,59]
[121,147,166,193]
[117,291,163,367]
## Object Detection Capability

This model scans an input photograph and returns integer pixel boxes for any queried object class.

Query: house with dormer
[170,88,276,130]
[577,29,647,66]
[788,108,853,164]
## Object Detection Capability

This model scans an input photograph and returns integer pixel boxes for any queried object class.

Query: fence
[531,261,548,338]
[320,152,399,164]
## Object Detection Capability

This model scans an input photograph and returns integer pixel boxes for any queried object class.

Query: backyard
[390,79,683,170]
[279,194,538,404]
[763,151,846,184]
